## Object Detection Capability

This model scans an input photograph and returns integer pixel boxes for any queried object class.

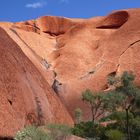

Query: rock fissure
[117,39,140,73]
[119,39,140,60]
[130,39,140,46]
[80,59,105,80]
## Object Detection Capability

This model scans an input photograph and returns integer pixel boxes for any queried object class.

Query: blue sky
[0,0,140,22]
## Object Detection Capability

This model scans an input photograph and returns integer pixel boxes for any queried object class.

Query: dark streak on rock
[41,59,51,69]
[52,79,62,94]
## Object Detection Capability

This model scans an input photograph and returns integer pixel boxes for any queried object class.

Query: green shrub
[130,117,140,140]
[14,126,50,140]
[14,124,71,140]
[72,121,106,139]
[47,124,71,140]
[105,129,124,140]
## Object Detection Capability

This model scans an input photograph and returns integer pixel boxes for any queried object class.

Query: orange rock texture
[0,8,140,136]
[0,27,73,136]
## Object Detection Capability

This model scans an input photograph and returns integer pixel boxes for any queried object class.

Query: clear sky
[0,0,140,22]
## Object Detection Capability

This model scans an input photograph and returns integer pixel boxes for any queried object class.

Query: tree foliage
[82,89,108,122]
[73,71,140,140]
[107,71,140,140]
[72,121,105,139]
[15,71,140,140]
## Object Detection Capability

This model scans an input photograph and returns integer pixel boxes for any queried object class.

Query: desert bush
[14,124,71,140]
[72,121,106,139]
[14,125,50,140]
[47,124,71,140]
[105,129,124,140]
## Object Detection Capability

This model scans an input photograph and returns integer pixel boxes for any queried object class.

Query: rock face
[0,27,73,136]
[1,8,140,136]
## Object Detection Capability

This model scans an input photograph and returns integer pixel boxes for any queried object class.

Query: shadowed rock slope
[0,27,73,137]
[0,8,140,136]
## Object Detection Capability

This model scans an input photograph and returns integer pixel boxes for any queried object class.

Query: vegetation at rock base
[14,71,140,140]
[14,124,71,140]
[47,124,71,140]
[72,71,140,140]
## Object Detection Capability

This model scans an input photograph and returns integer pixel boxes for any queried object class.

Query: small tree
[82,89,103,123]
[82,89,124,123]
[82,89,117,123]
[107,71,140,140]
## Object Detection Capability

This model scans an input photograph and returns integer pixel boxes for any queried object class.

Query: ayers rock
[0,8,140,137]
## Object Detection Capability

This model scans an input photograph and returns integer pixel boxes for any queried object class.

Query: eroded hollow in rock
[108,71,117,77]
[52,79,62,94]
[7,99,12,105]
[97,11,129,29]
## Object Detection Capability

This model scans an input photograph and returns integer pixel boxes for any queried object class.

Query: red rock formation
[0,27,73,137]
[0,8,140,136]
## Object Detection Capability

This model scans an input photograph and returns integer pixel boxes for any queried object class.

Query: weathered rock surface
[0,8,140,136]
[0,27,73,136]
